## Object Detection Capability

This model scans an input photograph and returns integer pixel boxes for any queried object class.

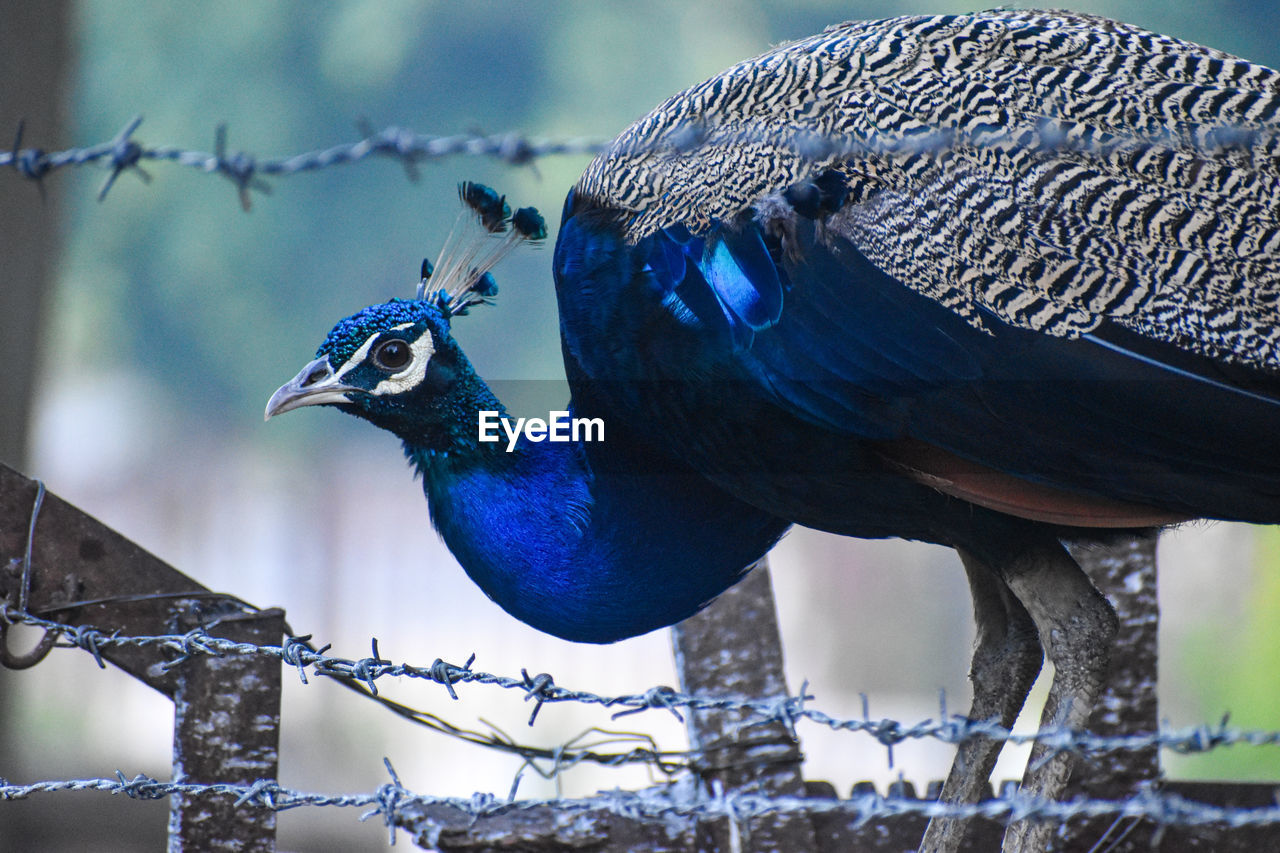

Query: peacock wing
[566,9,1280,523]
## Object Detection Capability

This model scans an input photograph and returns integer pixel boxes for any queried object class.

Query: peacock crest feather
[313,183,545,367]
[417,181,547,318]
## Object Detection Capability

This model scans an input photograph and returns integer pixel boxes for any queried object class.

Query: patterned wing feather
[577,9,1280,369]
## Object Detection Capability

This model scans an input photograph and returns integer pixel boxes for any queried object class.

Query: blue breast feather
[417,414,789,643]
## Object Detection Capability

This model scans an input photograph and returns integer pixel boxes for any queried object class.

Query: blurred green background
[2,2,1278,850]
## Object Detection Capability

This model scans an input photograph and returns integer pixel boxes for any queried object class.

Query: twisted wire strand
[8,114,1263,206]
[2,603,1275,764]
[4,769,1280,833]
[3,116,611,206]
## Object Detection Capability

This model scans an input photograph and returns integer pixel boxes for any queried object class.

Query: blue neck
[406,423,788,643]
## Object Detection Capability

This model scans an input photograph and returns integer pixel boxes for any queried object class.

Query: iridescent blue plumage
[411,419,788,643]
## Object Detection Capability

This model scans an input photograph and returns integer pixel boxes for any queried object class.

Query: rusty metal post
[671,559,818,851]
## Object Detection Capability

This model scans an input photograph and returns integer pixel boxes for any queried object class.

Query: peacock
[266,10,1280,852]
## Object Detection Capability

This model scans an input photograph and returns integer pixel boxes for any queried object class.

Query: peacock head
[265,183,546,448]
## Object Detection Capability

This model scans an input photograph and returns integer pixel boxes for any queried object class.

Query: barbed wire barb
[96,115,148,201]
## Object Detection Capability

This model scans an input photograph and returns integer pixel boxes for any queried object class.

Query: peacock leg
[919,547,1043,853]
[996,535,1119,853]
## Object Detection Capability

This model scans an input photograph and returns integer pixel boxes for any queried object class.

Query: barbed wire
[8,113,1275,213]
[5,764,1280,843]
[4,602,1279,768]
[2,116,611,208]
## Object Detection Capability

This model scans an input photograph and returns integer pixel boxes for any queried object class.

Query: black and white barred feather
[577,10,1280,369]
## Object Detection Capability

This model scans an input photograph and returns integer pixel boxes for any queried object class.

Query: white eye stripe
[333,323,432,386]
[370,331,435,396]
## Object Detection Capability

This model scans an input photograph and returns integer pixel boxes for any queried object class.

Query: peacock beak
[265,357,360,420]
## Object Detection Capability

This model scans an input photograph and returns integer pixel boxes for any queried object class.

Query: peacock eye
[372,339,412,371]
